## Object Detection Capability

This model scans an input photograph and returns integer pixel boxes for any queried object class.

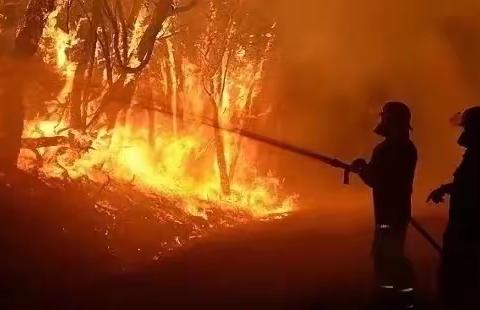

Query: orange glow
[20,6,295,225]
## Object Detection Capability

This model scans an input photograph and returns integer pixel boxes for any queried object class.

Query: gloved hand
[427,185,449,204]
[350,158,367,174]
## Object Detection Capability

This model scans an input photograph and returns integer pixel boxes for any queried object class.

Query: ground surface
[0,172,445,308]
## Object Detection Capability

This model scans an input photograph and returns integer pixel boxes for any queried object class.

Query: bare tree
[197,0,276,195]
[85,0,196,130]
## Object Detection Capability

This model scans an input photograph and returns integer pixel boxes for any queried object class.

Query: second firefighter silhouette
[351,102,417,305]
[428,106,480,309]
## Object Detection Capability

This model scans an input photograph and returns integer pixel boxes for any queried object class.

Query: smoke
[6,0,480,212]
[257,0,480,208]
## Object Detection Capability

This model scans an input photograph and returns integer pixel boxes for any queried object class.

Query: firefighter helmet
[452,106,480,147]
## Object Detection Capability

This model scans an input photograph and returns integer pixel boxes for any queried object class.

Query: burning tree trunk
[197,0,277,194]
[69,0,102,131]
[173,40,186,132]
[198,0,238,195]
[163,23,186,134]
[209,92,231,195]
[0,0,56,170]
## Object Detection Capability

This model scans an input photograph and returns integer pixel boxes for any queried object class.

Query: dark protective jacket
[447,147,480,239]
[360,138,417,226]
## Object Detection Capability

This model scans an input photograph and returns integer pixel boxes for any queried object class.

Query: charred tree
[70,0,102,131]
[0,0,56,171]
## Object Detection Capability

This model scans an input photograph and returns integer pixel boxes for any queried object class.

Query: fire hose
[140,108,444,255]
[221,126,443,255]
[219,126,443,255]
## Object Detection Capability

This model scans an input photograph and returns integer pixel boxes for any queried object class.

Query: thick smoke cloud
[260,0,480,209]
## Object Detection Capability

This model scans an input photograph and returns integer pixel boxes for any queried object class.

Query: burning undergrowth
[16,0,295,261]
[19,119,294,264]
[19,126,293,266]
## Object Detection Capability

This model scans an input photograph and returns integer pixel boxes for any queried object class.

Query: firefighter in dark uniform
[428,106,480,309]
[351,101,418,309]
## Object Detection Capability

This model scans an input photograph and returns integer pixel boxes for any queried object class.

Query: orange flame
[21,4,294,224]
